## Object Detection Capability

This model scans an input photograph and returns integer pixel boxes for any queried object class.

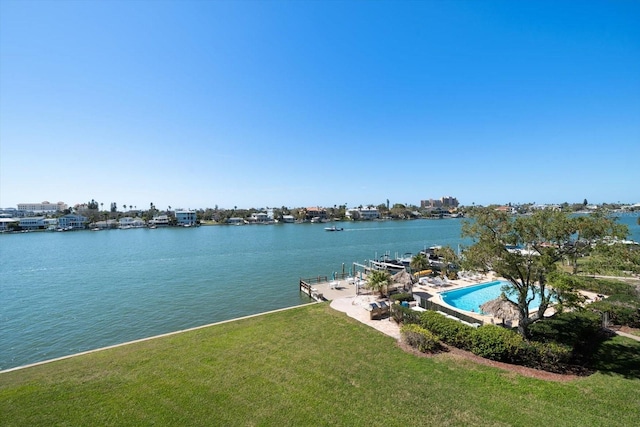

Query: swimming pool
[440,280,545,314]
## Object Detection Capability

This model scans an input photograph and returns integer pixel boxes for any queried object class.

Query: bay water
[1,215,638,371]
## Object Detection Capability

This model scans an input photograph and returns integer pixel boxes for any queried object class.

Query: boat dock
[299,275,363,302]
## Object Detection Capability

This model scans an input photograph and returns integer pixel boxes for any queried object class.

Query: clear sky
[1,0,638,210]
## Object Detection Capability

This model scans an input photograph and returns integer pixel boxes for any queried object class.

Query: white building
[150,215,170,227]
[175,210,197,226]
[346,207,380,220]
[281,215,295,223]
[119,217,146,228]
[0,218,19,231]
[17,201,67,214]
[248,212,271,224]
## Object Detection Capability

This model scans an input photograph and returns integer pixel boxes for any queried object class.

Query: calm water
[0,219,466,370]
[1,214,638,371]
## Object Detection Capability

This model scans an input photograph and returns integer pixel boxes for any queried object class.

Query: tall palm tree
[410,253,429,273]
[366,270,391,297]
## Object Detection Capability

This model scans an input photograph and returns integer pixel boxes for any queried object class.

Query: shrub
[390,304,421,325]
[529,311,607,367]
[420,311,474,351]
[470,325,524,363]
[519,341,572,373]
[529,311,602,347]
[401,324,443,353]
[577,277,638,297]
[589,299,640,328]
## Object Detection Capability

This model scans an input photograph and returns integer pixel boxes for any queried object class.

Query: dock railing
[299,277,328,301]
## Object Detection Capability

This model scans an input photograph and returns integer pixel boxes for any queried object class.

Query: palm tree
[366,270,391,297]
[410,253,429,273]
[435,246,458,279]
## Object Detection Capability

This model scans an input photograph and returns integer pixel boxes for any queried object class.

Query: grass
[1,303,639,426]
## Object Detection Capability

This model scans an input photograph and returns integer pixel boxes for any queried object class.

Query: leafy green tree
[366,270,391,297]
[461,208,627,338]
[565,211,628,274]
[87,199,99,210]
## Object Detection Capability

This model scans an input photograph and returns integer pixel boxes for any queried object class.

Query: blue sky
[1,1,638,210]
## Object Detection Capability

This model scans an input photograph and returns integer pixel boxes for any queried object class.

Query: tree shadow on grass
[589,336,640,380]
[529,312,640,379]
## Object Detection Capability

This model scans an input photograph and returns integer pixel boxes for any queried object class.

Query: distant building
[119,217,146,228]
[421,197,459,209]
[248,212,271,224]
[281,215,295,223]
[304,207,327,222]
[18,217,46,230]
[17,201,67,214]
[150,215,170,227]
[58,214,88,229]
[346,207,380,220]
[175,210,197,226]
[0,208,26,218]
[494,206,516,214]
[0,217,19,231]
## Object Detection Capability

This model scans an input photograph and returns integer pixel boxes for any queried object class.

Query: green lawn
[1,303,639,426]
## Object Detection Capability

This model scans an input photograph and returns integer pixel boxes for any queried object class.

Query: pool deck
[319,273,616,339]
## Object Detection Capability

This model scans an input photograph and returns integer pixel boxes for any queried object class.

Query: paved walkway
[330,296,401,339]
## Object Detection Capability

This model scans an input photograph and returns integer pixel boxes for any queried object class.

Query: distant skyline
[1,1,639,210]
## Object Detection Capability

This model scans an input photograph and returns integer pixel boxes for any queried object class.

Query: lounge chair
[368,302,382,320]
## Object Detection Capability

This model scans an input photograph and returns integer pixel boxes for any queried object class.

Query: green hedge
[400,324,443,353]
[419,311,474,351]
[519,341,573,373]
[470,325,524,363]
[418,310,582,372]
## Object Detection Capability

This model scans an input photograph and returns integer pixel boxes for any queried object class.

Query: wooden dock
[299,274,368,302]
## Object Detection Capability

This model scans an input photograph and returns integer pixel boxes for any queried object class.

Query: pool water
[440,280,545,314]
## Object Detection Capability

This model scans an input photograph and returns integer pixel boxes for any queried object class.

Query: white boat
[324,226,343,231]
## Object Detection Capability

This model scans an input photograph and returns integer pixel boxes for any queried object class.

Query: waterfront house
[119,217,146,228]
[0,217,19,231]
[19,216,47,230]
[248,212,271,224]
[175,210,197,226]
[150,215,170,227]
[227,217,244,225]
[304,207,327,222]
[281,215,295,223]
[95,219,119,229]
[58,214,88,230]
[346,207,380,220]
